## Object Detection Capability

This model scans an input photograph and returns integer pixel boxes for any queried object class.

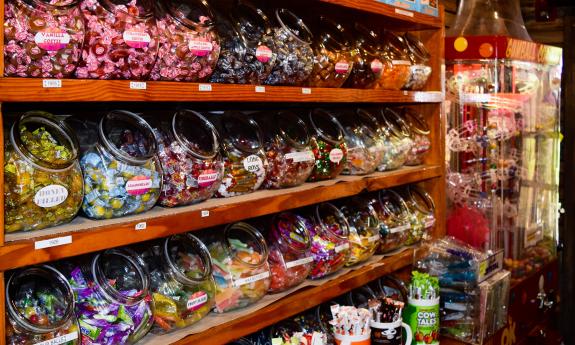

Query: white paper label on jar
[285,256,314,269]
[371,59,383,73]
[232,271,270,287]
[186,291,208,311]
[34,185,68,208]
[335,61,350,74]
[35,29,70,51]
[243,155,264,173]
[329,148,344,163]
[335,243,350,253]
[367,234,380,243]
[389,223,411,234]
[35,331,79,345]
[123,30,151,49]
[125,176,153,195]
[392,60,412,65]
[285,150,315,163]
[189,40,213,57]
[198,170,219,188]
[256,45,273,63]
[425,218,436,228]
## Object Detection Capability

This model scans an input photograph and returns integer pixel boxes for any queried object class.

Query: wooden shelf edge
[0,165,441,271]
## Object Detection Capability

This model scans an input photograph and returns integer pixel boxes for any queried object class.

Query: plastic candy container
[80,110,161,219]
[371,189,413,254]
[154,110,223,207]
[6,266,81,345]
[65,249,154,344]
[207,222,271,313]
[306,203,351,279]
[4,111,83,233]
[75,0,158,79]
[4,0,84,78]
[138,233,216,334]
[260,111,315,189]
[151,0,219,82]
[403,186,436,245]
[375,31,411,90]
[403,108,431,166]
[376,108,413,171]
[265,9,314,86]
[307,109,348,182]
[267,212,314,293]
[339,198,380,266]
[403,33,432,90]
[338,111,381,175]
[307,16,353,88]
[343,23,384,89]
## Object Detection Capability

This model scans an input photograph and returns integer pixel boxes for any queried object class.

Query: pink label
[335,61,350,74]
[123,30,151,49]
[198,170,219,188]
[125,176,152,195]
[187,291,208,311]
[329,148,344,163]
[371,59,383,73]
[189,40,213,57]
[34,29,70,51]
[256,45,273,63]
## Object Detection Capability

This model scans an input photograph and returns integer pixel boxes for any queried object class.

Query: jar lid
[275,111,311,150]
[408,186,435,214]
[224,222,269,267]
[275,8,313,45]
[402,108,430,135]
[221,112,263,154]
[271,212,312,253]
[381,108,411,138]
[164,0,214,29]
[378,189,410,221]
[7,265,76,333]
[101,0,154,18]
[404,32,430,63]
[308,108,344,145]
[315,203,350,239]
[172,110,219,159]
[233,1,272,42]
[315,16,349,52]
[164,233,213,284]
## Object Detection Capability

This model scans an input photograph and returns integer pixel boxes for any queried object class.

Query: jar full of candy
[267,212,314,293]
[402,108,431,166]
[154,110,223,207]
[4,0,84,78]
[355,108,386,167]
[137,233,216,334]
[376,108,413,171]
[80,110,162,219]
[6,265,81,345]
[206,222,271,312]
[338,111,381,175]
[339,197,380,266]
[264,9,314,85]
[151,0,220,82]
[343,23,384,89]
[371,189,413,253]
[307,109,348,182]
[402,185,436,245]
[375,30,411,90]
[4,111,83,233]
[75,0,158,79]
[403,32,432,90]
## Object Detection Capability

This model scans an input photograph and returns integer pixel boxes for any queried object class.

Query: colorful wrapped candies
[339,198,380,266]
[376,108,413,171]
[80,110,161,219]
[154,110,223,207]
[371,189,413,254]
[6,265,81,345]
[4,0,84,78]
[338,111,381,175]
[403,108,431,166]
[4,111,83,233]
[307,109,348,182]
[376,31,412,90]
[206,222,271,313]
[402,185,436,245]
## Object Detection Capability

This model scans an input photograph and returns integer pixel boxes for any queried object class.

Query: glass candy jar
[264,9,314,86]
[75,0,159,80]
[208,7,247,84]
[4,111,83,233]
[345,285,377,308]
[355,108,386,167]
[4,0,84,78]
[6,266,80,345]
[267,212,313,293]
[80,110,162,219]
[343,24,384,89]
[151,0,220,82]
[339,198,380,266]
[376,108,413,171]
[339,112,380,175]
[403,32,432,90]
[307,109,348,182]
[403,108,431,165]
[206,222,271,313]
[371,190,413,253]
[402,186,436,245]
[375,31,412,90]
[154,110,223,207]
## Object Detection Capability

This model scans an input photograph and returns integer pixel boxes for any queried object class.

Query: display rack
[0,1,445,344]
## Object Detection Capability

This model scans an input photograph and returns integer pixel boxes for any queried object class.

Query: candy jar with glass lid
[153,109,223,207]
[375,107,413,171]
[339,197,380,266]
[259,110,315,189]
[151,0,220,82]
[212,111,268,197]
[338,111,380,175]
[6,265,81,345]
[370,189,413,253]
[402,185,436,245]
[402,107,431,166]
[307,108,348,182]
[343,23,384,89]
[4,111,83,233]
[375,30,412,90]
[204,222,271,313]
[264,8,314,86]
[4,0,84,78]
[137,233,216,334]
[75,0,159,80]
[403,32,432,90]
[80,110,162,219]
[267,212,314,293]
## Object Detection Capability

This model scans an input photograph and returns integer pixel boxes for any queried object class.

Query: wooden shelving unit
[0,1,446,344]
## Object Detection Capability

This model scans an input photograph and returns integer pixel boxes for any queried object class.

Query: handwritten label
[285,151,315,163]
[285,256,314,269]
[35,29,70,51]
[389,224,411,234]
[35,236,72,250]
[232,271,270,287]
[335,61,350,74]
[123,30,151,48]
[135,222,147,230]
[255,86,266,93]
[329,148,344,163]
[42,79,62,88]
[130,81,146,90]
[301,88,312,94]
[126,176,152,195]
[35,332,79,345]
[256,45,273,63]
[395,8,414,17]
[335,243,350,253]
[243,155,264,173]
[34,185,68,208]
[198,170,219,188]
[201,210,210,218]
[187,291,208,311]
[189,40,213,56]
[198,84,212,92]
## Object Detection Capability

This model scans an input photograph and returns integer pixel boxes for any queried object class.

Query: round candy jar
[403,32,432,90]
[260,111,315,189]
[375,30,411,90]
[4,0,84,78]
[265,8,314,86]
[338,111,381,175]
[375,108,413,171]
[307,109,348,182]
[64,249,154,344]
[267,212,313,293]
[75,0,159,80]
[151,0,220,82]
[345,285,377,308]
[138,233,216,334]
[154,110,223,207]
[339,198,380,266]
[402,186,435,245]
[6,266,81,345]
[80,110,162,219]
[355,108,386,167]
[371,189,413,254]
[343,23,384,89]
[402,108,431,166]
[206,222,271,313]
[4,111,83,233]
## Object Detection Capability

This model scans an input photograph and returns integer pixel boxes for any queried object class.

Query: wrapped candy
[370,189,413,254]
[403,108,431,166]
[307,109,348,182]
[338,111,381,175]
[402,185,436,245]
[403,33,432,91]
[375,31,412,91]
[4,111,83,233]
[375,108,413,171]
[339,198,380,266]
[343,23,384,89]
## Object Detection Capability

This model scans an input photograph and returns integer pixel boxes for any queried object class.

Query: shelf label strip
[129,81,147,90]
[395,8,414,17]
[35,235,72,250]
[42,79,62,88]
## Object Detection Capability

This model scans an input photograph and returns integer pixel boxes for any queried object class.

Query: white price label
[403,90,409,96]
[201,210,210,218]
[232,271,270,287]
[35,332,79,345]
[285,151,315,163]
[329,148,344,163]
[395,8,414,17]
[390,224,411,234]
[335,243,350,253]
[135,222,147,230]
[255,86,266,93]
[42,79,62,88]
[198,84,212,92]
[243,154,264,173]
[130,81,147,90]
[34,184,68,208]
[301,88,312,94]
[285,256,314,269]
[367,235,380,243]
[35,235,72,250]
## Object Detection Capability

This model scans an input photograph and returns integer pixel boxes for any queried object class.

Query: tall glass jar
[4,0,84,78]
[205,222,271,313]
[80,110,162,219]
[75,0,159,79]
[403,32,432,90]
[151,0,220,82]
[343,23,384,89]
[64,249,154,344]
[138,233,216,334]
[4,111,83,233]
[375,30,412,90]
[376,108,413,171]
[402,108,431,166]
[307,109,348,182]
[260,111,315,189]
[339,197,380,266]
[402,185,436,245]
[154,110,223,207]
[6,266,80,345]
[338,111,380,175]
[264,9,314,86]
[267,212,313,293]
[371,190,413,253]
